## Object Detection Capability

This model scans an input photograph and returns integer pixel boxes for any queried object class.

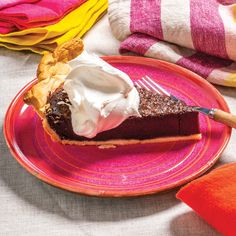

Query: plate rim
[4,56,232,197]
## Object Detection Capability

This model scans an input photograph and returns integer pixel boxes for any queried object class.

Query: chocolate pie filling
[45,87,200,141]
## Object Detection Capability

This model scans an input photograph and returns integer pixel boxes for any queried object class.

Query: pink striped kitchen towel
[0,0,86,34]
[108,0,236,87]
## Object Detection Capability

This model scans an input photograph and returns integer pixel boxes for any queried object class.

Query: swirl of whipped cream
[63,51,140,138]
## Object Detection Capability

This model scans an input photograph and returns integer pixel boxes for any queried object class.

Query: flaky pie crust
[23,37,84,116]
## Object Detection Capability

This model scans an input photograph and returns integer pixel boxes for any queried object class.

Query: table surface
[0,15,235,236]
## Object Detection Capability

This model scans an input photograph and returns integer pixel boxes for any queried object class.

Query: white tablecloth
[0,15,235,236]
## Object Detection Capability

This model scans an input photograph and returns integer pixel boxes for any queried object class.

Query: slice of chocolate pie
[24,38,201,146]
[44,86,200,145]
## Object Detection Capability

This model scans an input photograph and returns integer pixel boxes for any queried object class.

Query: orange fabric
[176,163,236,236]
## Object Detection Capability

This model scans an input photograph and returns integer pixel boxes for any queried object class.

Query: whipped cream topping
[63,51,140,138]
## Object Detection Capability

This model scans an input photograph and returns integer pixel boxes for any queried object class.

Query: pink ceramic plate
[4,56,231,197]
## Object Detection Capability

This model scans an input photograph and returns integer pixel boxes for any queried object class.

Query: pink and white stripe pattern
[108,0,236,87]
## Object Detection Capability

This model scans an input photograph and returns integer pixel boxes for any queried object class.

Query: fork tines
[134,75,170,96]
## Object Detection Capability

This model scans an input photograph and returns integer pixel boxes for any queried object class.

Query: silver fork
[135,75,236,129]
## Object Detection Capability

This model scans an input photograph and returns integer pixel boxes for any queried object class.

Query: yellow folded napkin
[0,0,108,54]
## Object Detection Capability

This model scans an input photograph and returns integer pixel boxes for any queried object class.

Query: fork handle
[212,109,236,128]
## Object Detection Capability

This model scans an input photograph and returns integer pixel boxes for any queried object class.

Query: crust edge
[23,37,84,116]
